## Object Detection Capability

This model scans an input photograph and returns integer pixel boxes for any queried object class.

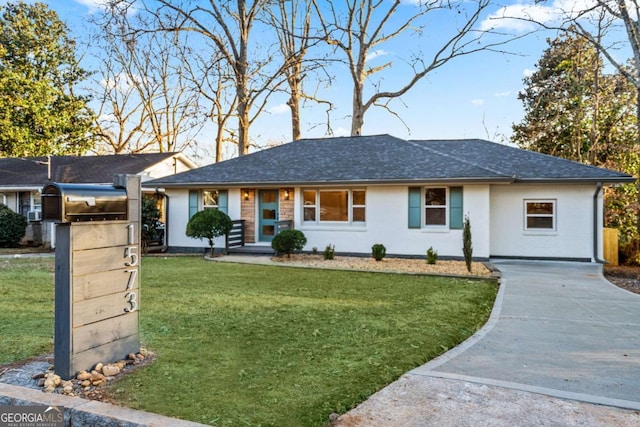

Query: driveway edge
[0,382,208,427]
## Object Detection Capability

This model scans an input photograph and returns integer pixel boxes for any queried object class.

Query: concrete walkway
[335,260,640,426]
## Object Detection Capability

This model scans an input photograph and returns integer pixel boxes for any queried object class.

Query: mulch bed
[603,266,640,295]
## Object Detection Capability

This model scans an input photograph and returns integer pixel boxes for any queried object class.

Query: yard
[0,256,497,427]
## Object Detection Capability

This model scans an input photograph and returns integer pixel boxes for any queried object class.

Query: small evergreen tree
[185,209,233,256]
[371,243,386,261]
[462,215,473,273]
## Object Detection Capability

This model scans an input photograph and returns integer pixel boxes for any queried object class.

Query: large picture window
[524,200,556,230]
[303,189,366,224]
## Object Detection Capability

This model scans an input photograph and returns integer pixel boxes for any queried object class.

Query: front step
[227,245,274,255]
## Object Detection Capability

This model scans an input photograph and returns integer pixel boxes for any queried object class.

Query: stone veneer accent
[279,188,294,222]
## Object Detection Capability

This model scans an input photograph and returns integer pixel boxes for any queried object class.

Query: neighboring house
[0,152,197,247]
[146,135,634,261]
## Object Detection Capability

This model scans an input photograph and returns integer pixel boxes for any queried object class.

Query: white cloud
[100,72,143,91]
[479,0,599,33]
[332,127,350,137]
[471,98,485,106]
[366,49,388,62]
[494,91,511,97]
[523,68,535,77]
[74,0,107,10]
[268,103,290,115]
[73,0,138,15]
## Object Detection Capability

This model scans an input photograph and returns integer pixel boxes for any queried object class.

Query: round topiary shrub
[0,204,28,247]
[185,209,233,256]
[271,229,307,258]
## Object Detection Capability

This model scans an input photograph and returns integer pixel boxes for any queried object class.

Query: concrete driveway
[335,260,640,426]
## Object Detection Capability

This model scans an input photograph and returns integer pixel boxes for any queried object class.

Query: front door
[258,190,279,242]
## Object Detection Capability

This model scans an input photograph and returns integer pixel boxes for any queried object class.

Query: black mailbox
[42,183,128,222]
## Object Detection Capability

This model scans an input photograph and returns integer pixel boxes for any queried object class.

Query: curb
[0,383,208,427]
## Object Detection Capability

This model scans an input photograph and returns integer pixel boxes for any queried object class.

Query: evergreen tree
[0,1,95,156]
[513,30,639,246]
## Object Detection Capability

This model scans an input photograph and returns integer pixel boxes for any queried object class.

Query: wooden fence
[603,228,619,266]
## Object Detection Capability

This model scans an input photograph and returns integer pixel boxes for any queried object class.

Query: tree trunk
[351,79,364,136]
[288,93,301,141]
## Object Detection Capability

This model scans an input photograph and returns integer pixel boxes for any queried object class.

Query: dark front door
[258,190,279,242]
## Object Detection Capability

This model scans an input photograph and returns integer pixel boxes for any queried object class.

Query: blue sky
[3,0,626,155]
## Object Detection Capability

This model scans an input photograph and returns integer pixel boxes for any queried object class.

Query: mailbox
[42,183,128,222]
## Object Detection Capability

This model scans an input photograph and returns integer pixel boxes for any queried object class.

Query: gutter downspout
[593,182,606,263]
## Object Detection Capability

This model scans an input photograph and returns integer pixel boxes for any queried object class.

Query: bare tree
[90,3,203,154]
[150,0,290,156]
[266,0,335,141]
[315,0,506,136]
[182,54,238,162]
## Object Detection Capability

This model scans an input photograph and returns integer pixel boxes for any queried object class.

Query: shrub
[463,215,473,273]
[371,243,386,261]
[0,204,27,247]
[141,195,162,249]
[323,244,335,260]
[426,246,438,264]
[271,229,307,258]
[185,209,233,256]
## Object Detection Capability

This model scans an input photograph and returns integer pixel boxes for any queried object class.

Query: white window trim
[524,199,557,232]
[424,186,449,229]
[301,188,366,225]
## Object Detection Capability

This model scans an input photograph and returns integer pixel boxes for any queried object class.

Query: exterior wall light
[243,190,250,201]
[284,189,290,200]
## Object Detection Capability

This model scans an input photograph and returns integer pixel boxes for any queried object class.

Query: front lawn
[0,256,497,427]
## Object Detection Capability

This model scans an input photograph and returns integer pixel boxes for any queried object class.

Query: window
[303,190,317,221]
[203,190,220,209]
[188,189,228,218]
[525,200,555,230]
[303,189,366,224]
[425,188,447,226]
[320,190,348,221]
[408,186,463,229]
[352,190,366,222]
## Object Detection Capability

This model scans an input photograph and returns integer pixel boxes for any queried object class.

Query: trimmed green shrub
[185,209,233,256]
[0,204,27,247]
[371,243,386,261]
[426,246,438,264]
[323,244,335,260]
[271,229,307,258]
[463,215,473,273]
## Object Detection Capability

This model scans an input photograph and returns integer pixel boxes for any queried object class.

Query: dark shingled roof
[147,135,634,187]
[0,153,181,187]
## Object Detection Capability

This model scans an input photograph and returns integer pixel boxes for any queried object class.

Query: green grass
[0,256,497,427]
[0,257,55,363]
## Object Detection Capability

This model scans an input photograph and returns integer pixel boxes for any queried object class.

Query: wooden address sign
[52,175,141,379]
